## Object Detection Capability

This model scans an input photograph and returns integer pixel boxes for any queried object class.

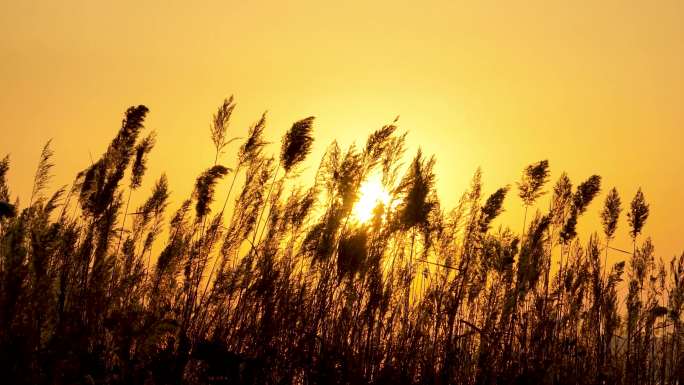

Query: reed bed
[0,99,681,385]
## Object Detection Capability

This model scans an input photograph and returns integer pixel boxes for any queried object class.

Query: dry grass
[0,99,681,385]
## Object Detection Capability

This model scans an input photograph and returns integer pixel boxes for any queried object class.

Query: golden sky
[1,0,682,261]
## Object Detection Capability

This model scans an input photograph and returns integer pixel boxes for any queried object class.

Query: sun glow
[352,174,393,223]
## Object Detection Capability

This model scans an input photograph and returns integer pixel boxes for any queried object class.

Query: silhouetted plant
[0,157,15,220]
[0,155,10,202]
[628,188,650,240]
[601,187,622,241]
[280,116,315,174]
[78,105,149,217]
[194,165,231,219]
[210,96,237,164]
[1,99,683,385]
[480,186,509,233]
[600,187,622,284]
[130,131,156,190]
[517,159,550,235]
[29,140,54,205]
[559,175,601,245]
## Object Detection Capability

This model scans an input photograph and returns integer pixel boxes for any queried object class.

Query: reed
[0,98,682,385]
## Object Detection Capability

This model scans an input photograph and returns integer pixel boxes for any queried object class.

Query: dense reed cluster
[1,100,682,385]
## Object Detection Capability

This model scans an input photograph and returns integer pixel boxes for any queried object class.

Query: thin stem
[189,149,223,318]
[114,189,133,260]
[109,188,133,296]
[253,164,280,247]
[219,165,240,217]
[196,166,241,316]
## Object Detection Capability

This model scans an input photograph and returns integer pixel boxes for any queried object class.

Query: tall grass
[0,99,682,385]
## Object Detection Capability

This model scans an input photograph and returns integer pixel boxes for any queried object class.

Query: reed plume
[628,188,650,240]
[78,105,149,217]
[517,159,550,235]
[1,99,682,385]
[0,156,14,219]
[130,131,156,189]
[601,187,622,240]
[0,155,9,203]
[29,139,54,205]
[280,116,315,173]
[517,159,550,207]
[194,165,231,218]
[210,96,237,163]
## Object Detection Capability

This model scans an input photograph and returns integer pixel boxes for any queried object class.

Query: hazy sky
[1,0,682,261]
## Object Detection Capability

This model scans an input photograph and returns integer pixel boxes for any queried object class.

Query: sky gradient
[1,0,682,261]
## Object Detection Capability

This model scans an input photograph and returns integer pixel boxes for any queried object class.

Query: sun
[352,174,393,223]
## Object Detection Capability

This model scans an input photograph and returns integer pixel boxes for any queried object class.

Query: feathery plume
[559,209,578,245]
[559,175,601,244]
[364,122,398,167]
[280,116,315,173]
[238,112,268,166]
[395,149,437,231]
[79,105,149,216]
[336,145,363,212]
[138,175,170,252]
[0,155,10,202]
[130,132,156,189]
[0,155,14,219]
[381,133,407,187]
[517,159,550,207]
[601,187,622,240]
[142,174,170,216]
[573,175,601,214]
[480,186,509,233]
[30,139,54,205]
[517,214,551,296]
[194,165,230,218]
[550,172,573,226]
[628,188,649,239]
[210,96,237,161]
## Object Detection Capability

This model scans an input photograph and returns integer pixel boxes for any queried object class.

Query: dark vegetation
[0,99,682,384]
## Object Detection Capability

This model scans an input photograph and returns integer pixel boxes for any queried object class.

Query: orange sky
[1,0,682,262]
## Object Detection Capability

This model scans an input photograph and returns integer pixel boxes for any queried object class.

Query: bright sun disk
[352,174,392,223]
